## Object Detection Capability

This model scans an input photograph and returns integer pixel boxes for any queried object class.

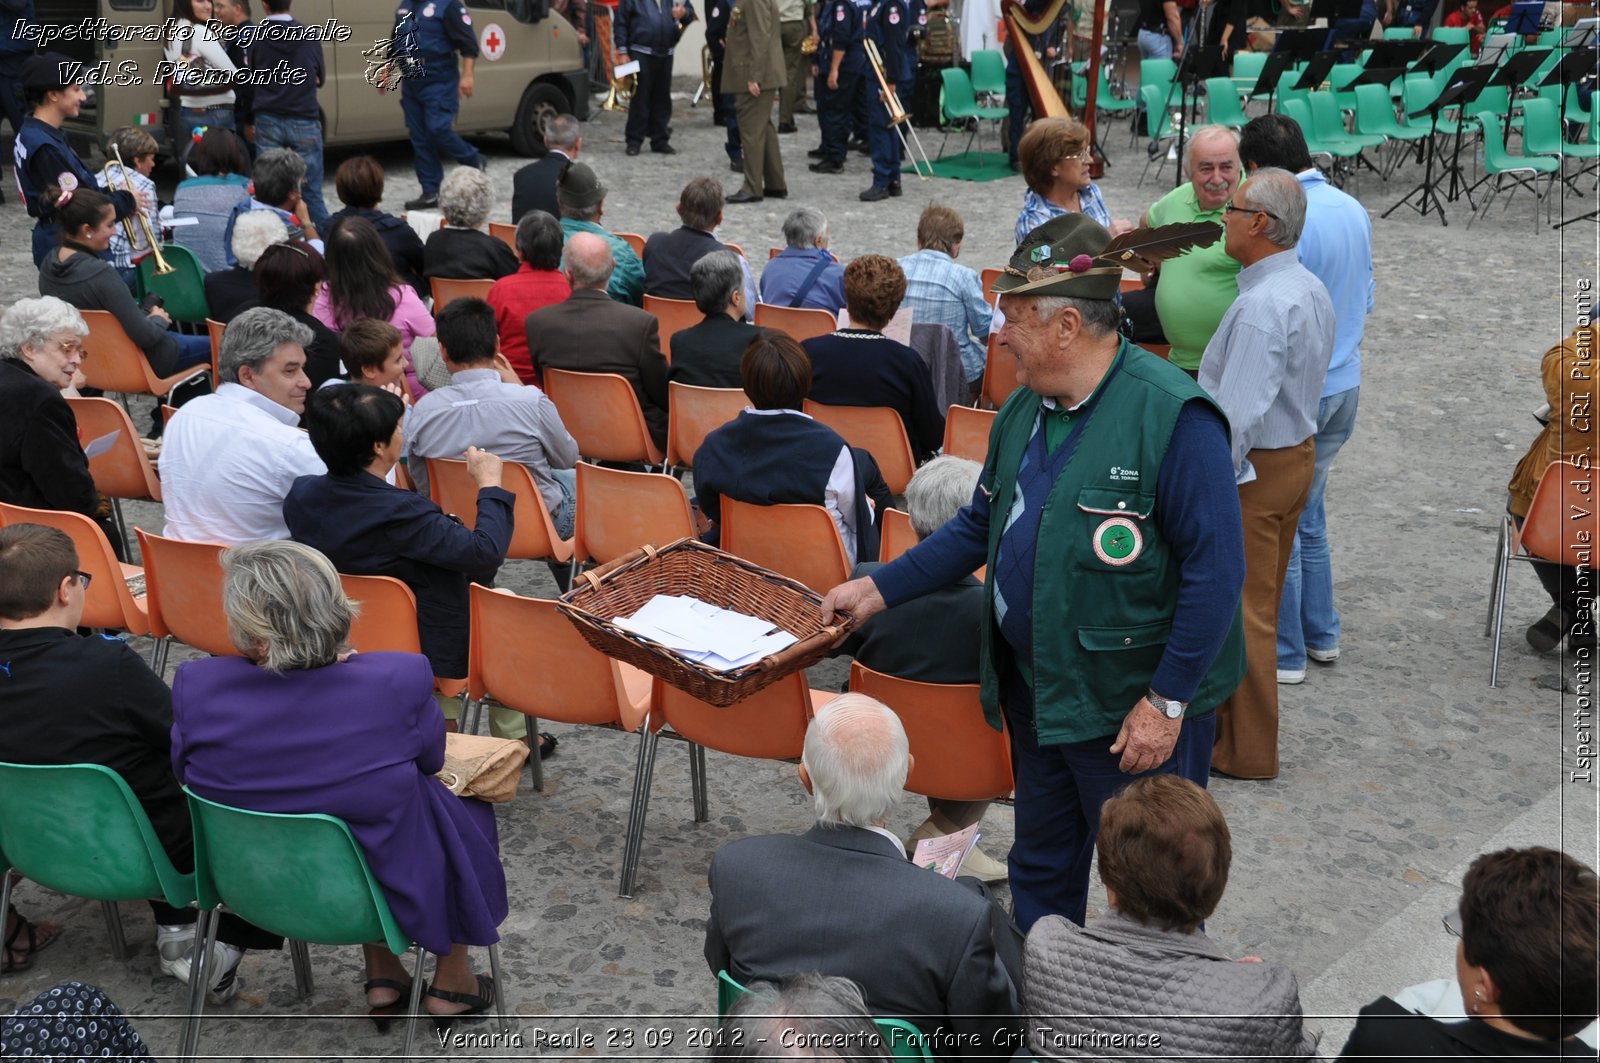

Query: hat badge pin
[1092,516,1142,566]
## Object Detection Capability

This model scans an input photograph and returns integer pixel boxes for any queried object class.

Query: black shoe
[850,138,870,154]
[778,121,798,133]
[888,183,902,197]
[404,193,439,210]
[626,143,642,156]
[807,146,827,159]
[726,189,764,203]
[652,143,678,155]
[766,188,788,198]
[729,158,744,173]
[809,159,844,173]
[1528,605,1568,653]
[859,185,892,201]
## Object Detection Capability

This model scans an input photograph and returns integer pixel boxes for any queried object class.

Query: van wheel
[510,83,570,156]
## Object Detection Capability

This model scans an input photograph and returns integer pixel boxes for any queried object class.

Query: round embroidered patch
[1092,517,1142,566]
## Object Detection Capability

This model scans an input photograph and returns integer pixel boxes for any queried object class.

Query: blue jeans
[550,466,577,540]
[177,105,235,169]
[1003,669,1217,933]
[1137,28,1174,58]
[254,113,330,233]
[173,331,214,370]
[1276,385,1360,670]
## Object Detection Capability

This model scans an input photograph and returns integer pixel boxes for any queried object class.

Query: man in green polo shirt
[1141,125,1244,373]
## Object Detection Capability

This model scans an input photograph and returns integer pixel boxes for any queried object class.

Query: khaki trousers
[736,86,786,197]
[778,19,808,124]
[1212,438,1315,780]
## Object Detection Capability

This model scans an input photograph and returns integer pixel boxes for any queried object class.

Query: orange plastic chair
[719,496,852,593]
[942,404,997,463]
[80,309,210,401]
[468,585,654,792]
[754,303,837,343]
[878,508,917,564]
[666,382,748,470]
[542,367,666,466]
[574,462,695,567]
[428,277,495,309]
[0,502,151,643]
[980,266,1003,308]
[67,396,162,557]
[337,572,469,704]
[981,331,1019,410]
[134,528,237,676]
[1487,459,1599,686]
[802,400,918,496]
[724,242,746,260]
[620,672,836,896]
[768,246,782,260]
[849,662,1013,801]
[616,232,647,257]
[424,457,575,569]
[488,221,517,253]
[205,318,224,382]
[642,293,702,355]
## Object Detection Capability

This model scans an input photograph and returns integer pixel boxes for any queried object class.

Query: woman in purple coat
[170,539,507,1030]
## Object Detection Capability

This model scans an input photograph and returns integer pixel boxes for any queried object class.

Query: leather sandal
[3,905,61,975]
[364,976,424,1032]
[426,973,495,1032]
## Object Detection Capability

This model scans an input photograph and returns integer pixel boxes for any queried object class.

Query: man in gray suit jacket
[704,694,1024,1058]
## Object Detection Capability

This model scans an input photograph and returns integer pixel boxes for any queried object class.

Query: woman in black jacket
[327,155,428,301]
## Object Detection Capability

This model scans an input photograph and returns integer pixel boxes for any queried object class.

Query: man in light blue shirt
[898,204,993,391]
[1239,115,1373,685]
[760,207,847,313]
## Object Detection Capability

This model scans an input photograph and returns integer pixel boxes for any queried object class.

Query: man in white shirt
[161,307,326,543]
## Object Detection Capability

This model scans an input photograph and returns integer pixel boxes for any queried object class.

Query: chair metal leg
[0,870,13,956]
[525,713,544,793]
[1490,516,1514,687]
[289,938,314,998]
[618,726,661,898]
[101,899,129,960]
[689,743,709,823]
[110,497,130,562]
[402,944,427,1062]
[184,905,222,1061]
[486,942,510,1034]
[149,635,172,678]
[1484,517,1507,636]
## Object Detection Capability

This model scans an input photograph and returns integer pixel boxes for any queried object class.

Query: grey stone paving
[0,81,1597,1061]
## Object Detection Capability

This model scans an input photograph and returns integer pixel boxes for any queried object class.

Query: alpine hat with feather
[992,214,1224,301]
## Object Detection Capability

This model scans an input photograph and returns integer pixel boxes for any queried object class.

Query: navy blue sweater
[803,329,946,463]
[248,16,325,121]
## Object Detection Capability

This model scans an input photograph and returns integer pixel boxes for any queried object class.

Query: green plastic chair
[1310,90,1385,149]
[1138,83,1181,186]
[183,788,508,1061]
[1281,97,1364,164]
[1327,62,1364,112]
[1382,25,1414,38]
[1203,76,1250,128]
[137,243,211,326]
[1432,25,1471,46]
[1140,56,1177,98]
[1073,61,1136,116]
[1469,114,1561,228]
[969,49,1006,98]
[938,67,1008,160]
[715,970,934,1060]
[1354,82,1431,175]
[1231,50,1267,96]
[1522,96,1600,159]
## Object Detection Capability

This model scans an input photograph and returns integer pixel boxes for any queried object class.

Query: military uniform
[391,0,482,203]
[862,0,913,197]
[811,0,872,168]
[724,0,788,198]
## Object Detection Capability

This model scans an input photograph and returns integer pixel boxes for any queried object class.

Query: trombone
[864,38,933,180]
[107,145,173,276]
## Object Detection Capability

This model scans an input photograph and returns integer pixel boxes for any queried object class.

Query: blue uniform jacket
[393,0,478,72]
[15,118,136,224]
[0,0,36,58]
[818,0,869,74]
[868,0,914,85]
[615,0,697,56]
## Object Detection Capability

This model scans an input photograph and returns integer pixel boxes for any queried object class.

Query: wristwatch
[1145,689,1186,719]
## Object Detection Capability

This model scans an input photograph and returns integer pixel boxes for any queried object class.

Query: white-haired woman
[0,296,121,554]
[203,210,289,324]
[422,168,518,282]
[171,539,509,1029]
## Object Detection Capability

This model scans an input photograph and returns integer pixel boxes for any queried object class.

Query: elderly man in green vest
[822,214,1247,932]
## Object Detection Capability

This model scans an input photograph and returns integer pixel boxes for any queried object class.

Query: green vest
[977,341,1247,745]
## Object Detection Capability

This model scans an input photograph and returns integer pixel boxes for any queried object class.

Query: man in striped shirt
[1198,167,1334,781]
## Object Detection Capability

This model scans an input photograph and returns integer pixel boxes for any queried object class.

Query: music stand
[1251,28,1324,105]
[1291,49,1342,90]
[1382,63,1492,223]
[1538,45,1598,89]
[1166,43,1225,186]
[1503,1,1543,35]
[1562,18,1598,48]
[1412,40,1467,74]
[1438,63,1497,203]
[1488,47,1552,86]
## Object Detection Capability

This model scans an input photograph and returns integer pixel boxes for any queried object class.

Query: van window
[109,0,157,8]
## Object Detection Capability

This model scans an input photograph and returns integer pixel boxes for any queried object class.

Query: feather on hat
[990,214,1223,300]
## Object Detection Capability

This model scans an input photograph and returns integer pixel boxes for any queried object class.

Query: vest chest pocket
[1076,488,1156,570]
[1077,618,1172,651]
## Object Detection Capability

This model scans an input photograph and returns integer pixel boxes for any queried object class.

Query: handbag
[435,732,531,803]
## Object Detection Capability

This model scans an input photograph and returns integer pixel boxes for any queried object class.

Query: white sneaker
[156,924,195,973]
[166,940,245,1004]
[1277,667,1306,685]
[1307,646,1341,663]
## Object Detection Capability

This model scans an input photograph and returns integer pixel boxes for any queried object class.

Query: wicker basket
[557,538,857,707]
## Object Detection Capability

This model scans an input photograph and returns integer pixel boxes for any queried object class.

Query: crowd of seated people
[7,142,1600,1063]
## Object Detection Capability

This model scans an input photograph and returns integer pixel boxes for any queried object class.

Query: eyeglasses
[1442,907,1463,938]
[1067,147,1093,164]
[72,570,93,590]
[1225,202,1280,220]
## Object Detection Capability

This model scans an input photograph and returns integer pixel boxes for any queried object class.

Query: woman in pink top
[313,215,436,400]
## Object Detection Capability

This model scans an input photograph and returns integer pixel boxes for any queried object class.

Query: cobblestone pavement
[0,81,1596,1061]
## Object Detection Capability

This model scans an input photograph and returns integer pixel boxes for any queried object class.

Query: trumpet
[863,38,933,181]
[109,144,173,276]
[801,34,818,54]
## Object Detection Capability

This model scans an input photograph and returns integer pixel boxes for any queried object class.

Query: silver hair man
[782,207,829,250]
[801,694,910,829]
[1237,167,1306,248]
[252,148,307,209]
[714,974,889,1061]
[219,307,315,384]
[563,231,616,291]
[692,250,745,316]
[904,456,982,541]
